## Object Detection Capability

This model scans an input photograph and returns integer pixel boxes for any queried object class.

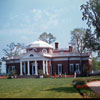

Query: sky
[0,0,88,58]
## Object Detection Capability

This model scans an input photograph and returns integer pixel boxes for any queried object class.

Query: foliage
[73,78,100,98]
[39,32,56,44]
[92,57,100,71]
[69,28,87,54]
[83,63,89,76]
[80,0,100,52]
[3,42,26,57]
[43,74,50,78]
[7,70,17,79]
[38,69,43,75]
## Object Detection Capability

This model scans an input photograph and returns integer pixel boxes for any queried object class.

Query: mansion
[5,40,92,76]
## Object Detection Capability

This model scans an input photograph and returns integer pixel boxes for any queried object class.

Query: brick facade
[5,40,92,76]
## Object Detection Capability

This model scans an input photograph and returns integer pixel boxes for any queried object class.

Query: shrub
[73,78,100,98]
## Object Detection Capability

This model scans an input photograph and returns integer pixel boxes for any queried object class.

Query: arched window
[30,54,34,57]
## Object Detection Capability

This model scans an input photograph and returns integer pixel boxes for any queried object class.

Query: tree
[3,42,26,57]
[92,57,99,71]
[69,28,88,75]
[39,32,56,44]
[80,0,100,52]
[69,28,87,54]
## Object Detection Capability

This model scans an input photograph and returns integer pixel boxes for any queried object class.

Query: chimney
[69,46,73,52]
[55,42,59,50]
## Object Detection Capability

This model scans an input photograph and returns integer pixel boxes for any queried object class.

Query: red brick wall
[6,59,92,76]
[51,61,68,75]
[88,60,92,73]
[6,63,20,75]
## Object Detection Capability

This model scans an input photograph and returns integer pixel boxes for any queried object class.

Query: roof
[27,40,53,49]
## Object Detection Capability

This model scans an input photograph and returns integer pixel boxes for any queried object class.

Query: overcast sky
[0,0,88,58]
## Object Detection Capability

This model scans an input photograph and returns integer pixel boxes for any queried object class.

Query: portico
[20,60,50,76]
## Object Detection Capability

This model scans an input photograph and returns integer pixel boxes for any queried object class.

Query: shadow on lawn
[43,87,77,93]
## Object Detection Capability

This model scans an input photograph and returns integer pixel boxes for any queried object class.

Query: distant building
[5,40,92,76]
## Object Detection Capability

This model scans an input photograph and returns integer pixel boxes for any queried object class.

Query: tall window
[70,64,74,73]
[58,64,62,75]
[50,64,52,75]
[75,64,80,73]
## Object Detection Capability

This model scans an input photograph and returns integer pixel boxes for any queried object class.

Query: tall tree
[3,42,26,57]
[69,28,87,54]
[69,28,88,74]
[39,32,56,44]
[69,28,89,75]
[80,0,100,53]
[92,57,100,71]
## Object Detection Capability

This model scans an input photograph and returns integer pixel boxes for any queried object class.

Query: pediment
[20,51,44,59]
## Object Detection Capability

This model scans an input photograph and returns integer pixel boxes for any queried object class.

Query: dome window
[42,49,47,53]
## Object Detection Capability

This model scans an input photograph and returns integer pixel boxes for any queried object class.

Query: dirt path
[87,81,100,94]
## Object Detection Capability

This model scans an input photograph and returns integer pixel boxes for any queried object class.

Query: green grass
[0,78,82,98]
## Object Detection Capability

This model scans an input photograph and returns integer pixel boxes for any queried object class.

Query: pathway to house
[87,81,100,94]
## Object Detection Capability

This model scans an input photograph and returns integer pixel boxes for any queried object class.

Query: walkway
[87,81,100,94]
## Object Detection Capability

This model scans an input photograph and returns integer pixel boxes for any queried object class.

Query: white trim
[20,58,50,62]
[6,57,90,64]
[52,58,68,61]
[52,57,89,61]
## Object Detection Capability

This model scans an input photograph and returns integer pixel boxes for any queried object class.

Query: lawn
[0,78,82,98]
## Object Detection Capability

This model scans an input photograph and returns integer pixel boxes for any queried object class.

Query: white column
[27,61,30,75]
[24,62,26,75]
[43,60,45,74]
[20,61,23,76]
[35,60,38,75]
[46,60,48,75]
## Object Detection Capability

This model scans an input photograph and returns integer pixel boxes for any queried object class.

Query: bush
[43,74,50,78]
[73,78,100,98]
[7,76,11,79]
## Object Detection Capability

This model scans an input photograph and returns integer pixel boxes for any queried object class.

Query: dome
[28,40,53,49]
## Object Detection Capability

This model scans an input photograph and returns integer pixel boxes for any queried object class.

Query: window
[58,64,62,75]
[30,54,34,57]
[70,64,74,72]
[42,49,47,53]
[50,64,52,75]
[8,66,15,72]
[75,64,80,74]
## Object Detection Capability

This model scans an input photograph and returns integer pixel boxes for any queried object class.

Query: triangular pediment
[20,51,44,59]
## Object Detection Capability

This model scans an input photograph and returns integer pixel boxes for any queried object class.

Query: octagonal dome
[28,40,53,49]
